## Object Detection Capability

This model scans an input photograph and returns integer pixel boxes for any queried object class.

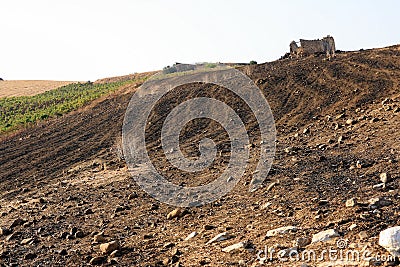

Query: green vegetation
[162,62,219,75]
[0,80,136,134]
[249,60,257,65]
[204,62,217,68]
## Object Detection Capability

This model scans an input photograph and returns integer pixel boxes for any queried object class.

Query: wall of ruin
[299,39,326,55]
[290,36,336,58]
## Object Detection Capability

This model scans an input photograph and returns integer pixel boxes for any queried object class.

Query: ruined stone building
[290,35,336,58]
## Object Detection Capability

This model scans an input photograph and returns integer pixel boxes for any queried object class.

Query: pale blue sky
[1,0,399,81]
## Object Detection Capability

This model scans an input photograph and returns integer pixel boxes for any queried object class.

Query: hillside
[0,80,76,98]
[0,45,399,266]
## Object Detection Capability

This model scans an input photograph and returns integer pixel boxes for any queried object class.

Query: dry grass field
[0,80,76,98]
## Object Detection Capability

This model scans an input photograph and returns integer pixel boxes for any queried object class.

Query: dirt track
[0,46,400,266]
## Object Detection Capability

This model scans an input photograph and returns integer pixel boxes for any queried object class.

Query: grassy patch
[0,79,137,134]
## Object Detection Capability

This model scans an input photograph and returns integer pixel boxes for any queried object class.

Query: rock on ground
[100,241,120,254]
[266,226,298,237]
[206,232,232,245]
[311,229,339,243]
[379,226,400,257]
[222,241,246,252]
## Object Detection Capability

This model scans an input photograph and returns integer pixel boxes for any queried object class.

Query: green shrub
[204,63,217,68]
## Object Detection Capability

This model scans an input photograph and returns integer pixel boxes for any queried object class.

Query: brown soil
[0,45,400,267]
[0,80,76,98]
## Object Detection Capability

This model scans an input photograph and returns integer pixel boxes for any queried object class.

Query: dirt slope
[0,45,400,267]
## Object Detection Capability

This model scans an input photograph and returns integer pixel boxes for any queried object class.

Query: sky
[1,0,399,81]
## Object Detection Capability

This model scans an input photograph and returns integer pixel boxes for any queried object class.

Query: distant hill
[94,71,156,84]
[0,80,76,98]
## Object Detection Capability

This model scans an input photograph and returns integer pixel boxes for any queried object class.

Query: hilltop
[0,45,399,266]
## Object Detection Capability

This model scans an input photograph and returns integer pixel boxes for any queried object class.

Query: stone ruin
[290,35,336,58]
